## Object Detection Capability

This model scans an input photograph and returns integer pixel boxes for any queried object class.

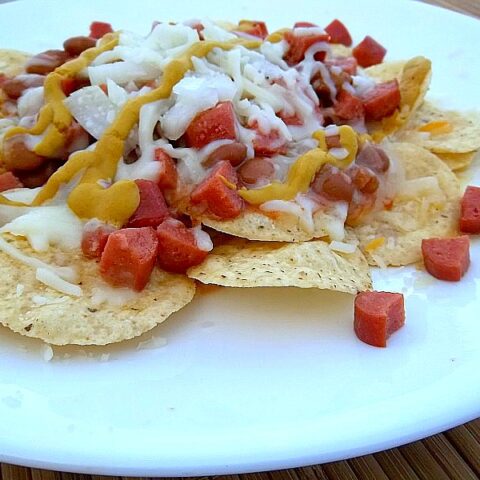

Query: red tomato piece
[184,101,236,149]
[354,291,405,348]
[100,227,158,291]
[325,56,358,75]
[293,22,318,28]
[190,161,244,219]
[361,80,401,121]
[89,21,114,39]
[252,128,288,157]
[353,35,387,68]
[324,19,352,47]
[421,236,470,281]
[460,185,480,233]
[156,219,209,273]
[126,179,170,228]
[237,20,268,39]
[81,222,115,259]
[283,31,330,65]
[154,148,178,190]
[0,171,22,191]
[334,89,365,120]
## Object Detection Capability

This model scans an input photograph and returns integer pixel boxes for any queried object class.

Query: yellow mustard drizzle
[1,37,261,226]
[238,125,358,205]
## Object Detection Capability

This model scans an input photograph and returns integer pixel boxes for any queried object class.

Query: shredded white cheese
[35,268,83,297]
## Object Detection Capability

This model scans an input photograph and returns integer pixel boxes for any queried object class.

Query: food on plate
[460,186,480,233]
[0,16,478,346]
[421,235,470,281]
[354,291,405,347]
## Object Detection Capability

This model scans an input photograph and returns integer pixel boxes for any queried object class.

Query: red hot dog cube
[334,89,365,120]
[154,148,178,191]
[190,161,244,219]
[324,19,352,47]
[421,236,470,281]
[126,179,170,228]
[460,185,480,233]
[100,227,159,291]
[361,80,401,121]
[156,219,209,273]
[354,291,405,348]
[353,35,387,68]
[0,171,23,192]
[81,222,116,259]
[184,101,236,149]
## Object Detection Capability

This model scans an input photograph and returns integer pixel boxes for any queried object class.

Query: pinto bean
[1,74,45,100]
[25,50,70,75]
[349,165,380,194]
[2,135,45,171]
[238,157,274,185]
[63,36,97,56]
[203,142,247,167]
[356,144,390,173]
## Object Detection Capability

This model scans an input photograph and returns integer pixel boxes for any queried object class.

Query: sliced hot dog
[324,19,352,47]
[89,21,114,39]
[0,171,23,192]
[190,161,244,219]
[236,20,268,39]
[352,35,387,68]
[156,218,209,273]
[126,179,170,228]
[354,291,405,347]
[361,80,401,121]
[421,236,470,281]
[81,222,115,259]
[100,227,158,291]
[154,148,178,190]
[460,185,480,233]
[334,89,365,120]
[283,31,330,65]
[325,56,358,75]
[252,128,287,157]
[184,101,236,149]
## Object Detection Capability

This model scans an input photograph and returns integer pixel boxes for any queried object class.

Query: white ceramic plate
[0,0,479,476]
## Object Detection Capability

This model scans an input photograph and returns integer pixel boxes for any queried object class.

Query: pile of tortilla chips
[0,40,478,346]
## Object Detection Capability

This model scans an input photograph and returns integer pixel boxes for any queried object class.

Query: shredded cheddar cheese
[364,237,386,252]
[417,121,453,135]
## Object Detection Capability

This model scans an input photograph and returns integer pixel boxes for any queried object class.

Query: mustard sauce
[238,126,358,205]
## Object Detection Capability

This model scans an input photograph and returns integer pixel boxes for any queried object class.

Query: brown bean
[318,171,354,202]
[63,36,96,56]
[2,135,45,171]
[25,50,70,75]
[203,142,247,167]
[349,165,379,194]
[1,74,45,100]
[238,157,274,185]
[356,144,390,173]
[325,134,341,149]
[15,161,57,188]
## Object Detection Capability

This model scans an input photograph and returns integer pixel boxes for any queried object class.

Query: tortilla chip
[202,204,345,242]
[187,235,372,294]
[0,48,29,77]
[354,142,460,266]
[396,101,480,153]
[436,151,477,172]
[366,57,432,140]
[364,60,406,83]
[0,237,195,345]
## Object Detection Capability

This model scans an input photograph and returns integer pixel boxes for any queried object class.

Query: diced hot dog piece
[356,144,390,173]
[2,135,45,171]
[283,31,330,65]
[1,74,45,100]
[63,36,97,56]
[278,111,303,126]
[353,35,387,68]
[324,19,352,47]
[190,161,244,219]
[0,171,23,192]
[361,80,401,121]
[156,218,209,273]
[334,89,365,120]
[126,179,170,228]
[100,227,158,291]
[354,291,405,347]
[421,236,470,281]
[325,56,358,75]
[25,50,70,75]
[252,128,287,157]
[154,148,178,190]
[89,21,114,39]
[203,142,247,167]
[81,221,116,259]
[184,101,236,149]
[460,185,480,233]
[237,20,268,39]
[238,157,275,186]
[293,22,318,28]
